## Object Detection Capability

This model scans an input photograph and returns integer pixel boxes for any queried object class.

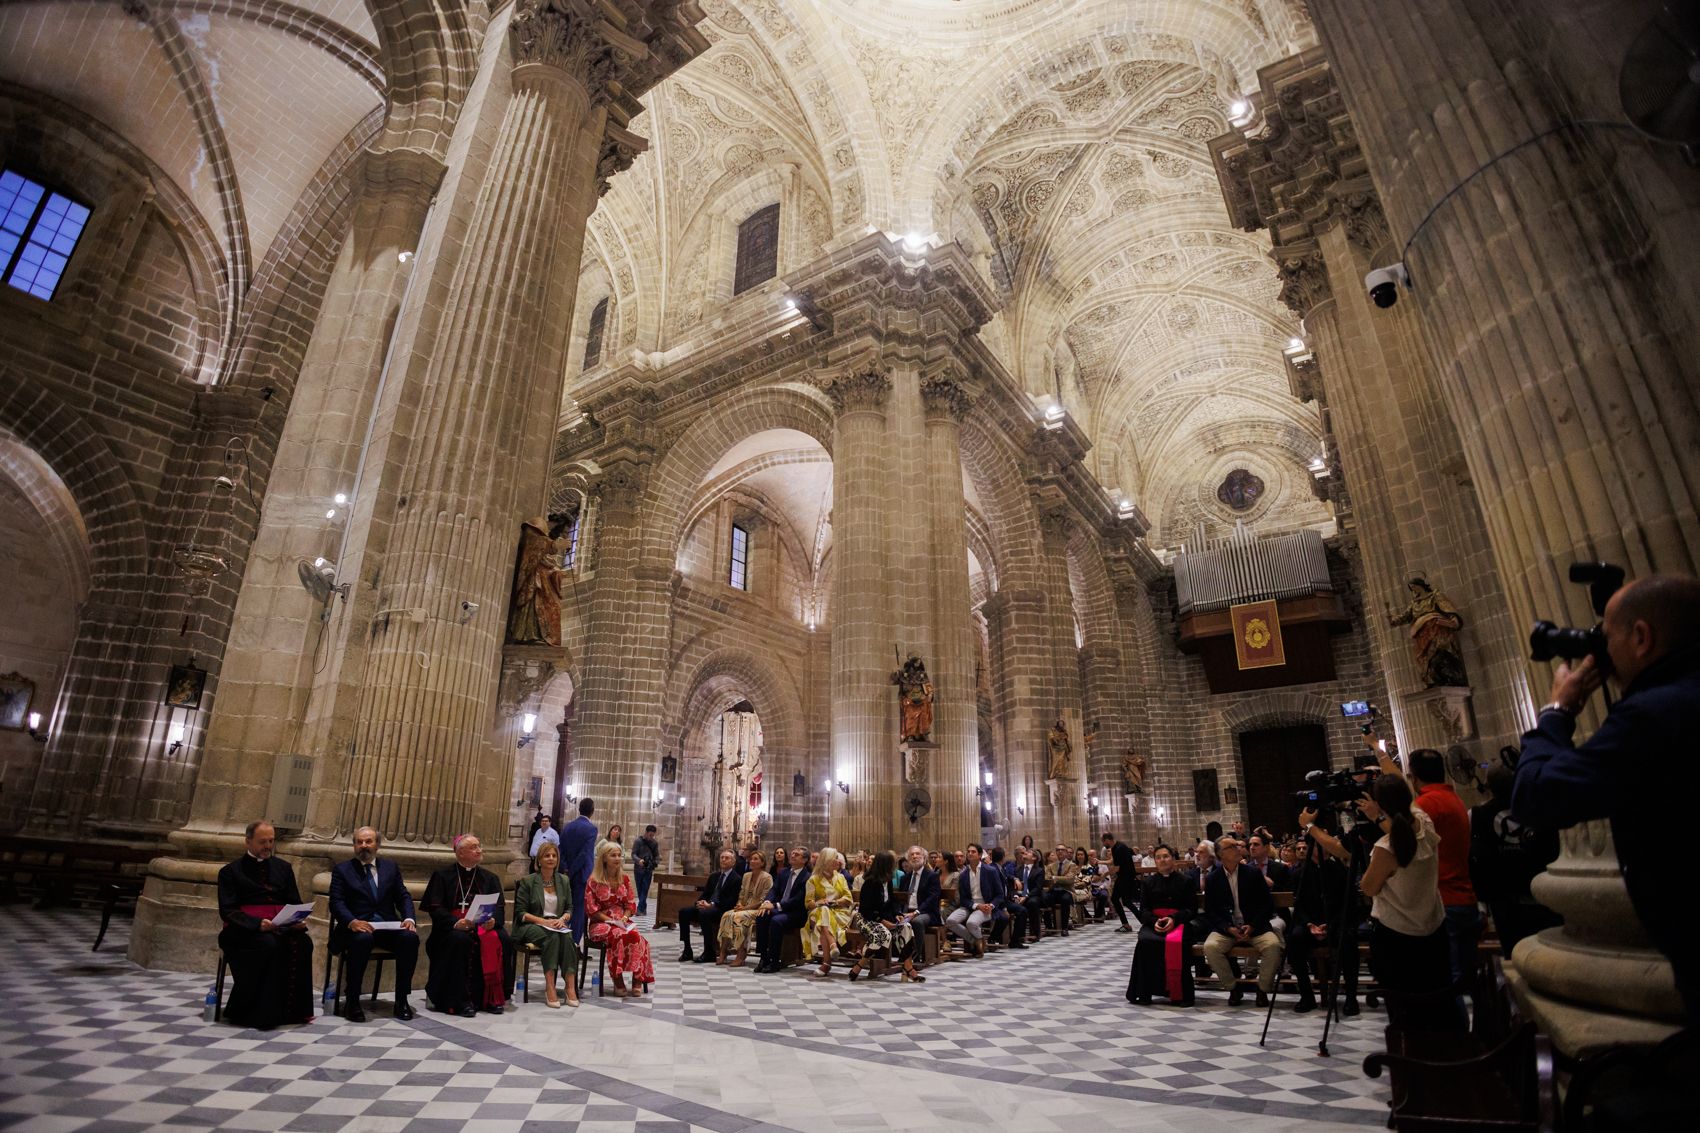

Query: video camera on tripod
[1292,702,1385,812]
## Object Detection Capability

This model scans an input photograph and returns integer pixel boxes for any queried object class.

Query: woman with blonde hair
[583,838,653,997]
[803,847,854,977]
[512,842,580,1007]
[716,848,772,967]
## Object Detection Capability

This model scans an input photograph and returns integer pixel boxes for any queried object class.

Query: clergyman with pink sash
[423,833,515,1016]
[1126,844,1198,1007]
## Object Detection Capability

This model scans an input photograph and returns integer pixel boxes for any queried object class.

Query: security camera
[1364,262,1410,309]
[458,601,479,624]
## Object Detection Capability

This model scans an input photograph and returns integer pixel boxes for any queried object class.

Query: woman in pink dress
[584,839,653,997]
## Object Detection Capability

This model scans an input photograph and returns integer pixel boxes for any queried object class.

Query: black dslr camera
[1293,767,1371,810]
[1528,562,1624,667]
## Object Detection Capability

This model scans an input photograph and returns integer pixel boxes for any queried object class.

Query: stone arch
[664,645,807,772]
[0,381,150,603]
[1221,689,1337,734]
[635,382,835,568]
[365,0,481,163]
[958,415,1041,589]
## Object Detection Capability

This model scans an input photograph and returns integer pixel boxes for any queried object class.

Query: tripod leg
[1259,980,1279,1046]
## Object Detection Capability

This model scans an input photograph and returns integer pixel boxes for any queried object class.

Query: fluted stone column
[1309,2,1695,1051]
[917,364,981,852]
[823,365,894,852]
[982,588,1050,842]
[1036,509,1086,847]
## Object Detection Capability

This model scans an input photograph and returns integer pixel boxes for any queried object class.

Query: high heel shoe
[848,959,864,982]
[901,965,926,983]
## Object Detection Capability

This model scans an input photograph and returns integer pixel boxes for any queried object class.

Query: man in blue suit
[754,845,809,972]
[1009,847,1050,945]
[328,826,418,1021]
[560,797,598,943]
[894,844,941,939]
[944,843,1005,956]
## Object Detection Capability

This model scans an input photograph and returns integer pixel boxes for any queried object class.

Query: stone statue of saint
[506,514,568,646]
[1046,717,1075,780]
[1120,750,1146,795]
[1390,576,1468,688]
[890,654,934,743]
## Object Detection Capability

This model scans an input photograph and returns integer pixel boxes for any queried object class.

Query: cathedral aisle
[1,909,1385,1132]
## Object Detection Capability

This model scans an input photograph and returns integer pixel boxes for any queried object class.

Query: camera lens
[1370,282,1397,308]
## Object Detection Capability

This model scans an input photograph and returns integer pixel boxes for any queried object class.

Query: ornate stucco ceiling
[580,0,1332,548]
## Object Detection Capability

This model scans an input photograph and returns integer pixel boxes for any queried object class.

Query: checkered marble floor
[0,907,1388,1132]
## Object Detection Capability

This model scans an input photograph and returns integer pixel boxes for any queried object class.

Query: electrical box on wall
[266,754,313,831]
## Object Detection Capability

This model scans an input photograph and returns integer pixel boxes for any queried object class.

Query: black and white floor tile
[0,907,1389,1132]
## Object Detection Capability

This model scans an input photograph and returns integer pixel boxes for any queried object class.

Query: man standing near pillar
[561,797,598,944]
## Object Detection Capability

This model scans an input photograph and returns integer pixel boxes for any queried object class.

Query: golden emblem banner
[1230,599,1286,670]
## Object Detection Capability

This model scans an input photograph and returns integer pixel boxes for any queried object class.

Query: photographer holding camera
[1513,573,1700,1022]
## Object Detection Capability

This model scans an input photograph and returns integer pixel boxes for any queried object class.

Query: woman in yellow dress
[803,846,853,977]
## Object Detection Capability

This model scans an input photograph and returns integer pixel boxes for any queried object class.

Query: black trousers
[1111,878,1139,927]
[342,928,419,1003]
[756,911,796,965]
[679,905,723,955]
[220,925,313,1030]
[1013,896,1041,940]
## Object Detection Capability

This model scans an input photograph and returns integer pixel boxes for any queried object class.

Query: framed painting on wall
[1192,768,1220,813]
[0,671,33,730]
[164,662,207,709]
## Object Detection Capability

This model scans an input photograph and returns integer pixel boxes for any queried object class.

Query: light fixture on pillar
[1016,794,1026,817]
[397,250,414,264]
[901,231,932,252]
[564,782,579,804]
[1228,97,1255,128]
[782,290,830,332]
[517,712,538,749]
[27,711,45,743]
[166,717,186,756]
[823,778,832,793]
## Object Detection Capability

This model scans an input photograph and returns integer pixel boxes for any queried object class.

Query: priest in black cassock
[423,832,513,1016]
[216,819,314,1029]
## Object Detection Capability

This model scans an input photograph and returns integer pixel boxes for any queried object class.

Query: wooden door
[1237,724,1329,835]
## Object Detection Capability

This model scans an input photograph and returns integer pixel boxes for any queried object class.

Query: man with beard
[328,826,418,1021]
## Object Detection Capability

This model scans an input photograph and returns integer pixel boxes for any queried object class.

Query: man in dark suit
[328,826,419,1021]
[1101,831,1141,933]
[559,797,598,943]
[1009,847,1050,943]
[895,844,941,941]
[1201,835,1284,1006]
[755,845,810,972]
[944,843,1005,956]
[679,848,741,962]
[1246,832,1294,890]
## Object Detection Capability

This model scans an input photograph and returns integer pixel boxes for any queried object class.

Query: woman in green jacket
[513,842,581,1007]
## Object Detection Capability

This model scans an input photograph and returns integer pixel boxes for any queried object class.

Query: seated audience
[585,839,653,997]
[755,845,810,973]
[677,848,740,963]
[328,825,418,1022]
[423,833,512,1017]
[1127,843,1195,1007]
[1077,848,1109,921]
[849,850,922,982]
[805,847,855,976]
[513,842,580,1008]
[945,843,1005,956]
[717,849,772,966]
[217,819,314,1030]
[1200,834,1284,1006]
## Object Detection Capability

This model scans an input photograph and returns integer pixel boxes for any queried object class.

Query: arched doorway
[1237,724,1329,836]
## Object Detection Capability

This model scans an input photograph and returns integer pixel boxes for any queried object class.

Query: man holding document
[328,826,418,1021]
[423,833,513,1016]
[216,819,314,1030]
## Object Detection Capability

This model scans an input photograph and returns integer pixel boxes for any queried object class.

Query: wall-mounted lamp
[517,711,538,749]
[836,780,851,795]
[564,781,579,804]
[1016,794,1026,817]
[27,711,45,743]
[782,290,831,332]
[167,718,186,756]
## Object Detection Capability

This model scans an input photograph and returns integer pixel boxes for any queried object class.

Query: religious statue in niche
[1046,717,1075,780]
[1120,749,1147,796]
[889,653,935,743]
[1390,576,1468,688]
[1216,468,1265,512]
[506,513,573,646]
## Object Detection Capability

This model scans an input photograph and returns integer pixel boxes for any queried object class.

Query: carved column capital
[1272,242,1332,318]
[821,365,892,416]
[919,362,974,423]
[1338,185,1392,254]
[1038,507,1073,550]
[595,458,646,512]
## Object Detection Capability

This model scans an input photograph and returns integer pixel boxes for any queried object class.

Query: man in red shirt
[1406,747,1480,1007]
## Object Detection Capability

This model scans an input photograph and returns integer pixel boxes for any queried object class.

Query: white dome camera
[1364,262,1411,309]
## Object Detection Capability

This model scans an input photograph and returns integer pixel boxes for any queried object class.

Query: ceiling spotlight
[902,231,929,251]
[334,492,348,505]
[313,556,328,569]
[325,509,337,520]
[1286,337,1305,352]
[782,290,830,332]
[397,250,414,263]
[1230,99,1250,117]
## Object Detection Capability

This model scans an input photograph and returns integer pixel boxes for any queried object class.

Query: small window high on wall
[733,203,779,295]
[0,170,90,301]
[581,296,609,371]
[729,524,749,591]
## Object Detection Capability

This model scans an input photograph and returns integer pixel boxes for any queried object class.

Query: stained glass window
[733,203,779,295]
[729,523,749,591]
[581,296,609,371]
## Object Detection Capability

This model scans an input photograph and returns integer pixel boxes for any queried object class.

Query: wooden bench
[0,835,158,950]
[652,872,706,930]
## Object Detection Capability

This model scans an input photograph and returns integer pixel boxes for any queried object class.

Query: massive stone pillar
[1211,49,1529,760]
[1304,6,1695,1051]
[132,0,708,972]
[916,362,981,852]
[823,365,894,852]
[1035,508,1086,847]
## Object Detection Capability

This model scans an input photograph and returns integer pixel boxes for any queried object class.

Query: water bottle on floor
[515,974,526,998]
[322,981,336,1013]
[203,986,218,1022]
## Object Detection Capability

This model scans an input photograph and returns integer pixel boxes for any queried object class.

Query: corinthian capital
[511,2,708,109]
[920,358,975,422]
[821,365,892,416]
[1272,243,1331,318]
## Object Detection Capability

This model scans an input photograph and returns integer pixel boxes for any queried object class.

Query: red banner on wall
[1230,599,1286,670]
